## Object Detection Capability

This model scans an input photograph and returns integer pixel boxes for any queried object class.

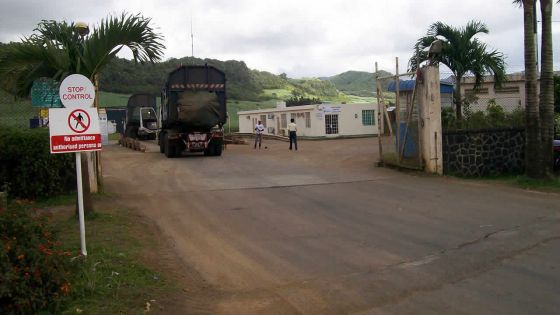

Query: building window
[260,115,267,128]
[305,112,311,128]
[290,113,296,121]
[467,88,489,94]
[362,110,375,126]
[495,86,520,94]
[281,114,287,128]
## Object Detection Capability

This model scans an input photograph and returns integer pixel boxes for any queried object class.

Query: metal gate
[375,60,423,170]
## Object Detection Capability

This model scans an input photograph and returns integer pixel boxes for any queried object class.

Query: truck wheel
[159,132,165,153]
[213,139,223,156]
[164,135,175,158]
[203,145,213,156]
[125,126,133,138]
[129,127,139,139]
[174,144,183,157]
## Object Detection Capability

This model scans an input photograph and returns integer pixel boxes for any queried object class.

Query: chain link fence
[0,91,44,129]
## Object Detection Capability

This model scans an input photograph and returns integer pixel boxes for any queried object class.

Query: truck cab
[124,94,158,140]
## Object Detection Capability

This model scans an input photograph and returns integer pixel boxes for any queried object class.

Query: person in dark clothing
[288,118,297,150]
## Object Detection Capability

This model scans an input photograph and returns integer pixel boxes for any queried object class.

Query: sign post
[49,74,99,256]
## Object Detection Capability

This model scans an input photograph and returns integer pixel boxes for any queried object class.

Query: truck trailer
[159,65,227,157]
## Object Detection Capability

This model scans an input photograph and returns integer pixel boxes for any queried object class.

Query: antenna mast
[190,16,194,57]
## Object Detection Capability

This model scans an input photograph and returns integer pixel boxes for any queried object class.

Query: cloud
[0,0,558,78]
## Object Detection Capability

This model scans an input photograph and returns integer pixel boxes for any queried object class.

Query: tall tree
[538,0,555,177]
[409,21,506,120]
[517,0,542,178]
[0,12,165,211]
[513,0,557,178]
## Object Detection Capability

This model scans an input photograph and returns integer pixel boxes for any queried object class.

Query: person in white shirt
[254,120,265,149]
[287,118,297,150]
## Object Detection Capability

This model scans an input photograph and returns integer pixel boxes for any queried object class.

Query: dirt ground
[101,137,560,315]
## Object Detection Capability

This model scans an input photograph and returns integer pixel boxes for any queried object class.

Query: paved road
[103,138,560,315]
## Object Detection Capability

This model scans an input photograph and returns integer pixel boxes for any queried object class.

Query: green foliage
[99,56,264,101]
[442,101,525,130]
[0,13,165,97]
[285,95,322,106]
[227,100,277,132]
[0,205,72,314]
[326,70,392,96]
[252,70,288,89]
[0,128,75,199]
[409,20,506,119]
[288,78,339,97]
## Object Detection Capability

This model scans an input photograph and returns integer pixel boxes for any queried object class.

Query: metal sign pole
[75,152,88,256]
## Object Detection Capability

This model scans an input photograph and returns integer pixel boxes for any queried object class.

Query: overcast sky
[0,0,558,78]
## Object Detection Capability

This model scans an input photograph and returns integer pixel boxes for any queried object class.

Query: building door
[325,114,339,135]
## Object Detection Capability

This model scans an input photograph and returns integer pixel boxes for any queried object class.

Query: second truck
[159,65,227,158]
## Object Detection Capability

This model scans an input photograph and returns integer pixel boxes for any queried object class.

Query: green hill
[326,70,392,97]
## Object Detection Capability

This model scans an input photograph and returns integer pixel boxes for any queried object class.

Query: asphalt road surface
[104,137,560,315]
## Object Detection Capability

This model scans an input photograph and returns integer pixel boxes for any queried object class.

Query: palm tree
[515,0,541,178]
[513,0,557,178]
[0,12,165,211]
[408,21,506,120]
[538,0,555,178]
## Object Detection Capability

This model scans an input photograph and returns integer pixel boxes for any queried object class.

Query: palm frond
[0,11,165,97]
[81,12,165,78]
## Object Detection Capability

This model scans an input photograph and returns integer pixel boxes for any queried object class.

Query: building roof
[387,80,454,94]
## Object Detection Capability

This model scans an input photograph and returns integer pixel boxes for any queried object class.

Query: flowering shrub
[0,205,72,314]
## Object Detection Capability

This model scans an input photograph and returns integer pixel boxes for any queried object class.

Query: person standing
[288,118,297,150]
[254,120,265,149]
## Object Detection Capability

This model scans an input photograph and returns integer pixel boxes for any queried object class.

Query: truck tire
[174,144,183,157]
[125,126,134,138]
[164,135,175,158]
[213,139,223,156]
[203,144,214,156]
[129,127,139,139]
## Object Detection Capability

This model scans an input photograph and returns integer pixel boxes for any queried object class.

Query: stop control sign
[59,74,95,108]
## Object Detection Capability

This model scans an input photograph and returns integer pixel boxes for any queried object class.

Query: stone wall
[443,128,525,177]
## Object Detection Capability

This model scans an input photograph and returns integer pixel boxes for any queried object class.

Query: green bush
[0,205,72,314]
[442,101,525,131]
[0,128,75,199]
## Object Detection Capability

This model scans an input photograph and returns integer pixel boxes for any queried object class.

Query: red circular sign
[68,109,91,133]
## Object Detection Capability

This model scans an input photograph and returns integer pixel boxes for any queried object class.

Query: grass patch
[98,91,131,108]
[109,133,122,141]
[28,198,176,314]
[57,207,174,314]
[474,174,560,192]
